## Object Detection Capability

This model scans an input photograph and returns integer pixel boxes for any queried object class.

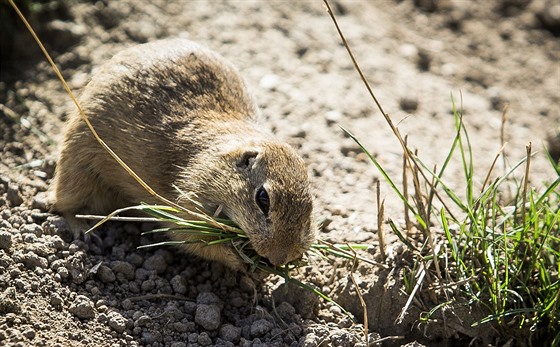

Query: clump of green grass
[344,106,559,344]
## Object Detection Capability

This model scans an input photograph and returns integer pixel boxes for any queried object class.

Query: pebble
[96,265,116,283]
[197,332,212,346]
[126,253,144,267]
[0,230,13,251]
[250,319,273,337]
[195,304,221,330]
[325,110,342,126]
[20,223,43,237]
[399,97,419,112]
[219,324,241,343]
[173,322,194,333]
[107,311,127,333]
[259,74,280,90]
[47,235,66,251]
[141,279,156,292]
[69,295,96,319]
[142,254,167,274]
[23,328,36,339]
[1,208,11,220]
[170,275,187,295]
[7,184,23,206]
[275,302,296,321]
[50,293,63,310]
[21,252,48,269]
[134,315,151,327]
[111,260,136,280]
[31,193,49,211]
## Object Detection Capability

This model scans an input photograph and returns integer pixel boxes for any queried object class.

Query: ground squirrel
[51,38,316,270]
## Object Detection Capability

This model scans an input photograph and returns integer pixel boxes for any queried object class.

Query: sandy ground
[1,0,559,346]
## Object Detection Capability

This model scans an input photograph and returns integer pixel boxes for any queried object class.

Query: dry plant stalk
[376,180,386,262]
[347,244,369,345]
[521,142,532,223]
[500,105,509,171]
[403,135,412,237]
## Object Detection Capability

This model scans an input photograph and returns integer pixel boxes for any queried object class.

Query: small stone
[198,332,212,346]
[188,333,198,343]
[195,304,221,330]
[399,43,418,58]
[7,184,23,206]
[96,265,116,283]
[134,315,151,327]
[219,324,241,343]
[275,301,296,321]
[141,279,155,292]
[399,97,419,112]
[259,74,280,90]
[173,322,192,333]
[21,223,43,237]
[170,343,186,347]
[23,328,36,339]
[50,293,63,310]
[23,233,37,243]
[47,235,66,251]
[142,254,167,274]
[126,253,144,267]
[0,230,13,251]
[107,311,127,333]
[170,275,187,295]
[22,252,48,269]
[325,110,342,126]
[250,319,273,337]
[31,192,50,211]
[69,295,96,319]
[110,260,135,280]
[0,287,21,314]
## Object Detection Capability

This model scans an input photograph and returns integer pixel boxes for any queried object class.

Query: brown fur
[51,39,316,269]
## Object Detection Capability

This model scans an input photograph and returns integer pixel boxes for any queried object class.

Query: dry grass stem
[76,214,161,223]
[348,245,369,345]
[521,142,532,223]
[376,180,386,262]
[403,136,412,237]
[500,105,509,171]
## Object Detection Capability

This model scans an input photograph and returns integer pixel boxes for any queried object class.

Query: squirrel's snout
[265,252,289,267]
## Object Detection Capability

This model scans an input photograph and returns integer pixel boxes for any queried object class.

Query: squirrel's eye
[255,187,270,215]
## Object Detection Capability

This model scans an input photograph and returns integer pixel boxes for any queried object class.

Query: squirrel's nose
[266,252,288,267]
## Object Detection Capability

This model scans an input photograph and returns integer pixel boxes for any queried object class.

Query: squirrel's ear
[236,150,259,171]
